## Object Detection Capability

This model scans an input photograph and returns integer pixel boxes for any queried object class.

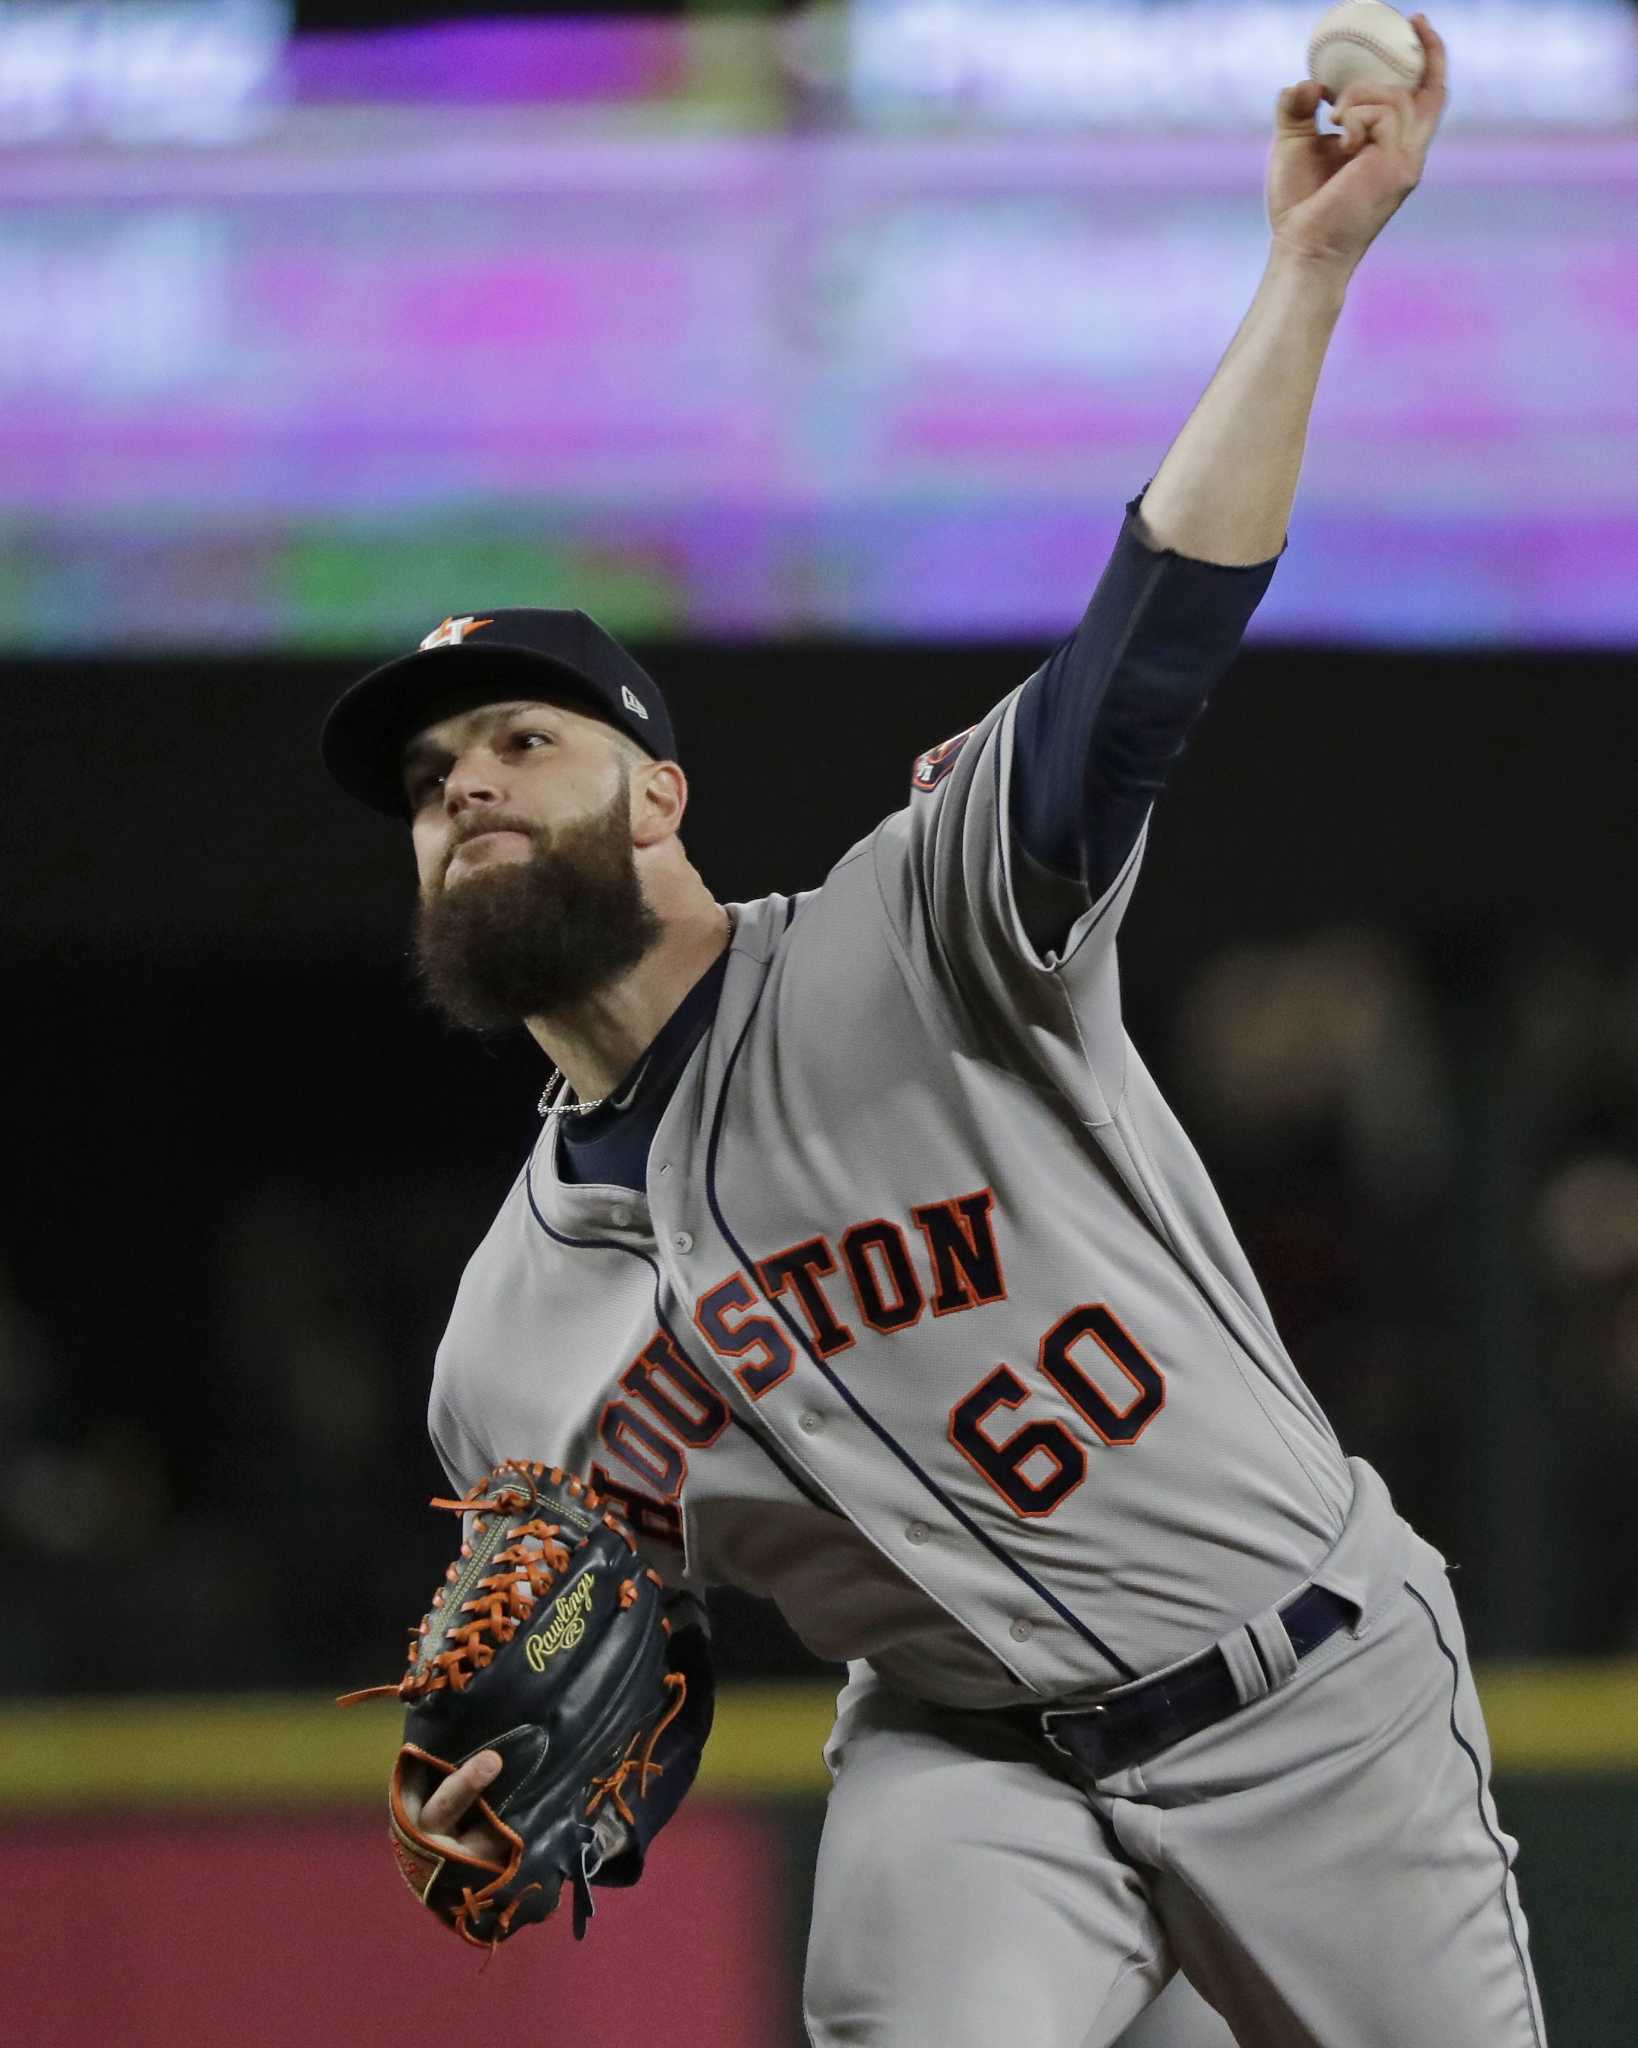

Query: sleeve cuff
[1126,486,1287,573]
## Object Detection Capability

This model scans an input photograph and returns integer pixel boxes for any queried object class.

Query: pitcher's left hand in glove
[342,1460,701,1949]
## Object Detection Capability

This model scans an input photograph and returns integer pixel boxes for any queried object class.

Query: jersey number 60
[948,1303,1165,1517]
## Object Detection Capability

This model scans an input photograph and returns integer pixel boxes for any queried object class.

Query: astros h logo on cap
[320,607,678,820]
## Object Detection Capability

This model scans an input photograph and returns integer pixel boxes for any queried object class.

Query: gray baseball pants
[804,1466,1546,2048]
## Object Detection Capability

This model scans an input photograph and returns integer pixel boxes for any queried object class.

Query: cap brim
[320,643,628,819]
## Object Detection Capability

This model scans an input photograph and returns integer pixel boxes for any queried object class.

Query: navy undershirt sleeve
[1010,491,1284,901]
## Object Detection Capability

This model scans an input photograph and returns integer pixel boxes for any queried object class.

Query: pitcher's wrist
[1265,237,1357,308]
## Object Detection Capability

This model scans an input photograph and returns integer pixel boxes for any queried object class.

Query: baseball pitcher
[326,25,1548,2045]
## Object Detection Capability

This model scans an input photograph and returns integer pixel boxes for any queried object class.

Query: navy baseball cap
[321,608,677,819]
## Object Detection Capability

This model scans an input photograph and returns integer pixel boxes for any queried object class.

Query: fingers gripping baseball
[1275,75,1406,174]
[1330,84,1412,160]
[1267,14,1448,269]
[1276,79,1329,133]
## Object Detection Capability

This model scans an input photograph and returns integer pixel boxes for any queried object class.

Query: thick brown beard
[412,785,660,1034]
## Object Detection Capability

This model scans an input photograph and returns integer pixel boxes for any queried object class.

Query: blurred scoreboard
[1,2,1636,650]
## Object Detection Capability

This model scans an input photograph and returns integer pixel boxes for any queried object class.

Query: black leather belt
[1007,1583,1355,1781]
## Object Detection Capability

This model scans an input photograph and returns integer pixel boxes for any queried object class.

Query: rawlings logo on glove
[527,1576,598,1664]
[341,1461,688,1950]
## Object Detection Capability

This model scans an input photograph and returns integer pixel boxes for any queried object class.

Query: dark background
[7,633,1636,1696]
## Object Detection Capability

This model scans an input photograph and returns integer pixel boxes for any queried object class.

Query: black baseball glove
[344,1460,704,1949]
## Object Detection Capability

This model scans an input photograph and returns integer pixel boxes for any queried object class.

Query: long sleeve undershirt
[1009,491,1283,929]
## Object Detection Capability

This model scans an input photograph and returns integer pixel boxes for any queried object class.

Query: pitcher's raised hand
[1268,15,1449,272]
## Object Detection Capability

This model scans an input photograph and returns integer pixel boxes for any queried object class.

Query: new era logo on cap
[621,683,649,721]
[419,615,493,651]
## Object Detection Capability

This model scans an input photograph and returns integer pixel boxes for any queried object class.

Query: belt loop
[1218,1625,1272,1706]
[1247,1607,1299,1690]
[1220,1604,1302,1706]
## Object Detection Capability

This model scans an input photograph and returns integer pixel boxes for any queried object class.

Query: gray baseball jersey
[429,679,1353,1706]
[420,601,1543,2048]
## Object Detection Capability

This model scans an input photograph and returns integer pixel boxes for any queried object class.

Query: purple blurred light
[283,20,686,107]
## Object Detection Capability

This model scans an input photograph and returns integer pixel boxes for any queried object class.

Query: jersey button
[797,1410,823,1435]
[609,1206,631,1229]
[672,1230,694,1255]
[1009,1618,1033,1644]
[904,1521,930,1545]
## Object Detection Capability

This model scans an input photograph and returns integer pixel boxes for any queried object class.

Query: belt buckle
[1044,1672,1205,1778]
[1039,1700,1109,1770]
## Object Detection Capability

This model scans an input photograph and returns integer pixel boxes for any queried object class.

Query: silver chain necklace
[538,1083,605,1119]
[538,1059,651,1122]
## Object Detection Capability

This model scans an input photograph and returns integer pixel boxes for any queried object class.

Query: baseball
[1307,0,1427,98]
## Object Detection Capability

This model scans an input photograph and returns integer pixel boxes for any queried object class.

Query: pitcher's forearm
[1138,246,1352,567]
